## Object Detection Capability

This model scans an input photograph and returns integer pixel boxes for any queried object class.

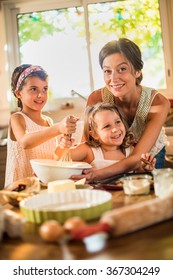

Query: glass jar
[120,174,152,195]
[152,168,173,197]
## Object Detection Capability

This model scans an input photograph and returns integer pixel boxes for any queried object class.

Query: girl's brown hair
[11,64,48,110]
[84,102,135,151]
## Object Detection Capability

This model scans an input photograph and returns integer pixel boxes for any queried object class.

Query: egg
[39,220,64,242]
[64,216,86,233]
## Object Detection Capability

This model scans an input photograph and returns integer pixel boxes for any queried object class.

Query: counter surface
[0,188,173,260]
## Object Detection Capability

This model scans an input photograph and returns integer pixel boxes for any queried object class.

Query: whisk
[59,116,73,164]
[59,139,72,163]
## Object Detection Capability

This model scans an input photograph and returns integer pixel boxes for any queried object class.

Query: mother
[72,38,170,183]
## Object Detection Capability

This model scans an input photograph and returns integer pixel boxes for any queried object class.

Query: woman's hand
[141,153,156,171]
[71,168,97,184]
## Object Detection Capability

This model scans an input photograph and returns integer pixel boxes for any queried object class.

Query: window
[2,0,173,110]
[18,7,90,99]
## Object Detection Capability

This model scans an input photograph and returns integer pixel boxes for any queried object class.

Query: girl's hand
[59,135,74,149]
[141,153,156,171]
[58,116,79,135]
[55,135,75,159]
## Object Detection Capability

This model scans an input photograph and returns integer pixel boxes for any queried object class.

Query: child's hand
[141,153,156,171]
[59,135,74,149]
[58,116,79,135]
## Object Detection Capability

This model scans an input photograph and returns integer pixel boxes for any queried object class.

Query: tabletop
[0,187,173,260]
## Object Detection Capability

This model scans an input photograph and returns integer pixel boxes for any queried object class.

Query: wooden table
[1,187,173,260]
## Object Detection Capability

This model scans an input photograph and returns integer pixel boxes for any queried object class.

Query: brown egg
[39,220,64,242]
[64,216,86,233]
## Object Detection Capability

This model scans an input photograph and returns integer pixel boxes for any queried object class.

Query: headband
[15,65,47,91]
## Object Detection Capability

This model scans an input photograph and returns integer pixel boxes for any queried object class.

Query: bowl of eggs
[30,159,92,183]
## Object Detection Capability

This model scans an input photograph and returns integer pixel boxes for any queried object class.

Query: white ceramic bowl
[30,159,92,183]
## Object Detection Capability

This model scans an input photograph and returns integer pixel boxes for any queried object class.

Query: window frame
[1,0,173,107]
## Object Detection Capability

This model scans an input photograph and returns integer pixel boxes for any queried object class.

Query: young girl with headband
[56,103,155,173]
[4,64,78,187]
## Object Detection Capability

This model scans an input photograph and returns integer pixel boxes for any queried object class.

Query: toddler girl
[56,103,155,173]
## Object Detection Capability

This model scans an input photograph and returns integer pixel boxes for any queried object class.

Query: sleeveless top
[4,112,57,187]
[101,86,167,156]
[90,146,133,169]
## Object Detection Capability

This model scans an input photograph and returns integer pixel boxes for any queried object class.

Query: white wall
[0,6,10,126]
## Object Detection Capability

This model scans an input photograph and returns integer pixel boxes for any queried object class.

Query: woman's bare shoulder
[152,91,170,109]
[87,88,103,106]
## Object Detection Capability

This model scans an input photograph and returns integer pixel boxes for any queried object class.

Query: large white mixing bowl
[30,159,91,183]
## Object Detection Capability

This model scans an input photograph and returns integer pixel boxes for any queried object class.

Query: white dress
[90,146,133,169]
[4,112,58,187]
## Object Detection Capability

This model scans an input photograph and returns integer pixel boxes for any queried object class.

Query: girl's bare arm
[55,139,93,163]
[10,114,78,149]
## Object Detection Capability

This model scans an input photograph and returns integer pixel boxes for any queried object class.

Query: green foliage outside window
[18,0,161,53]
[17,0,165,93]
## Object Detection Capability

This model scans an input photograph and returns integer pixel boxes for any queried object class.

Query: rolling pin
[100,194,173,236]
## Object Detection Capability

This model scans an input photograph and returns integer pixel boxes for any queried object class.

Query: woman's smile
[110,82,125,91]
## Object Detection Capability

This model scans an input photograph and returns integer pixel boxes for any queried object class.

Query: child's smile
[93,110,126,147]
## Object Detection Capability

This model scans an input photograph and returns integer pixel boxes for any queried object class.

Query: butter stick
[48,179,76,193]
